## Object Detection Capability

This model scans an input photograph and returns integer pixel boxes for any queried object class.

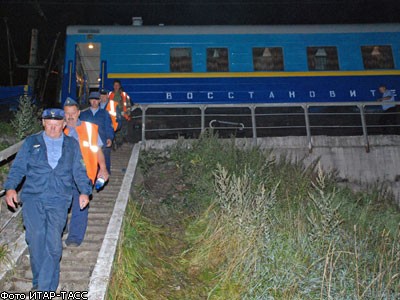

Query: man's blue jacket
[4,132,92,203]
[80,108,115,144]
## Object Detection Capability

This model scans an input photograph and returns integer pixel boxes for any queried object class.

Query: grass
[108,133,400,300]
[108,200,165,300]
[0,244,9,265]
[0,122,15,138]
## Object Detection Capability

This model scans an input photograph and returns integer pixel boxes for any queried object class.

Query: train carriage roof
[67,24,400,35]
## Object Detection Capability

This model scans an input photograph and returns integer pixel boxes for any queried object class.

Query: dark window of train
[307,47,339,71]
[170,48,192,72]
[252,47,284,71]
[207,48,229,72]
[361,45,394,69]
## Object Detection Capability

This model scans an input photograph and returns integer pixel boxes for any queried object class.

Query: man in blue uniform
[63,97,109,247]
[4,108,92,291]
[378,84,398,133]
[80,91,114,173]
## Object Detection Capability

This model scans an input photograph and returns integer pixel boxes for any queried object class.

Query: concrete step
[87,212,113,219]
[58,280,90,292]
[6,279,32,291]
[87,207,114,213]
[84,227,109,235]
[60,254,98,265]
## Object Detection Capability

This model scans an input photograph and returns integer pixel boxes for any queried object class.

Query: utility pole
[39,32,60,103]
[4,18,14,86]
[27,29,39,93]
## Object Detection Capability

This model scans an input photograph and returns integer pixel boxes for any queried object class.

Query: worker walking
[4,108,92,291]
[100,88,122,130]
[80,91,114,174]
[108,80,132,145]
[63,98,109,247]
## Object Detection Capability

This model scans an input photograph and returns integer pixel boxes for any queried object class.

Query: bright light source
[371,46,381,56]
[262,48,272,57]
[315,48,327,57]
[88,43,94,49]
[97,77,101,82]
[213,49,219,58]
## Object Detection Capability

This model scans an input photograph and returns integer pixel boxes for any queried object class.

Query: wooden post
[4,18,13,86]
[27,29,39,94]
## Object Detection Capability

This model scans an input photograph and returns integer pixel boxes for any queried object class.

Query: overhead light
[315,48,327,57]
[262,48,272,57]
[213,49,219,58]
[88,43,94,49]
[132,17,143,26]
[371,46,381,56]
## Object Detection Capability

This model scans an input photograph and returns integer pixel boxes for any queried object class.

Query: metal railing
[0,140,24,234]
[135,101,400,153]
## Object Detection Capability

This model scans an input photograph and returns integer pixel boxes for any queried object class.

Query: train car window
[207,48,229,72]
[252,47,284,71]
[361,45,394,69]
[307,47,339,71]
[170,48,192,72]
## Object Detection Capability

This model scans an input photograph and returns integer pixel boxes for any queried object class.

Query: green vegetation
[0,122,14,151]
[109,134,400,299]
[11,95,42,140]
[0,244,8,265]
[0,122,14,138]
[0,142,11,152]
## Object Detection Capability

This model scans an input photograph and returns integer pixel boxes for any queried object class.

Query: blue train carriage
[61,23,400,106]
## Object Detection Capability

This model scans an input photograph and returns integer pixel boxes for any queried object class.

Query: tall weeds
[111,134,400,299]
[172,134,400,299]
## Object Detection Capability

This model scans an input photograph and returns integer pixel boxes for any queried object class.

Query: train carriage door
[75,43,101,105]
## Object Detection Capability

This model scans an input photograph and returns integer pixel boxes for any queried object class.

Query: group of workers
[1,79,397,292]
[3,80,133,291]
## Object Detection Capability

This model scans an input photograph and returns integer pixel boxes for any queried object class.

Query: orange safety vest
[106,100,119,131]
[109,90,131,120]
[64,121,99,183]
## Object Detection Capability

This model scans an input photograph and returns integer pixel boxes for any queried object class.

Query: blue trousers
[66,187,89,245]
[103,146,111,174]
[22,197,69,291]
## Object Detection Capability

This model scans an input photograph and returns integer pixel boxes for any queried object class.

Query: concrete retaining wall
[144,135,400,205]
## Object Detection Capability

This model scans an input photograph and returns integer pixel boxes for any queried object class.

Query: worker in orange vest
[108,80,131,121]
[63,97,109,247]
[99,88,121,132]
[108,80,133,145]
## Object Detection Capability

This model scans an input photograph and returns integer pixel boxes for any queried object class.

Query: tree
[11,95,42,140]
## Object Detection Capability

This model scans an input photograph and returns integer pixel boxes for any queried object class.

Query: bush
[11,95,42,140]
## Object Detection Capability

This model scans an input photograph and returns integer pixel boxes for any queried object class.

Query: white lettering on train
[164,88,378,101]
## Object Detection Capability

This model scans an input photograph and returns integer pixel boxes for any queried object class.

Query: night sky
[1,0,400,100]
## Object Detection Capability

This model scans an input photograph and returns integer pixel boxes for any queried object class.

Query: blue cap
[99,88,108,95]
[42,108,65,120]
[63,97,79,107]
[88,91,100,100]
